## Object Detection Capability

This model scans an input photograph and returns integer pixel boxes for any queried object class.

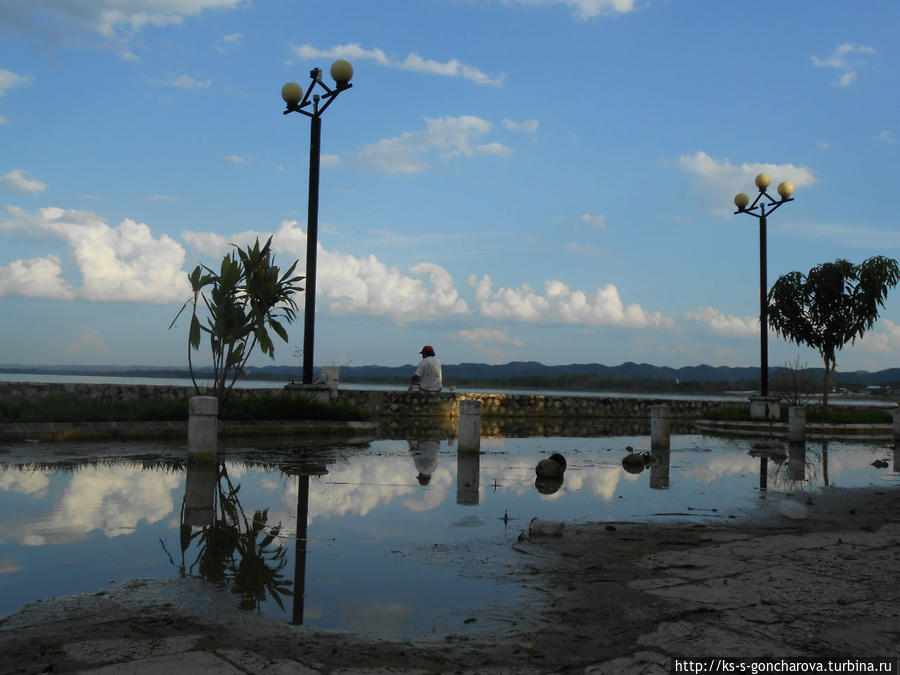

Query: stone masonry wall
[0,381,726,419]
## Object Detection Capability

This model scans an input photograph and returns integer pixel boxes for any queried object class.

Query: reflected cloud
[0,465,180,545]
[279,455,454,526]
[0,468,50,497]
[682,454,758,484]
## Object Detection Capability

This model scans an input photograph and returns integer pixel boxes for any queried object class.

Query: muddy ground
[1,486,898,674]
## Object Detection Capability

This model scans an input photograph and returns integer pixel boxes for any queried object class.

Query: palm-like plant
[170,236,303,400]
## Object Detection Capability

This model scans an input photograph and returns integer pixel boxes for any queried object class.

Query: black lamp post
[282,59,354,385]
[733,173,795,397]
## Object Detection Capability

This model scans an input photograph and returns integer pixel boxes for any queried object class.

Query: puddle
[0,434,897,637]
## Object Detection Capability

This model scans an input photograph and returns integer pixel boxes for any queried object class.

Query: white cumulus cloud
[1,206,189,303]
[1,0,245,40]
[502,118,539,133]
[356,116,510,175]
[182,220,470,322]
[0,169,46,194]
[579,213,606,229]
[677,151,817,214]
[503,0,638,20]
[0,68,32,96]
[811,42,876,87]
[153,74,212,89]
[459,328,525,346]
[290,43,504,87]
[0,255,74,300]
[469,274,671,328]
[856,318,900,355]
[684,306,760,338]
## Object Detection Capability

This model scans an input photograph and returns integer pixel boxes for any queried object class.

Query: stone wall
[0,381,726,420]
[333,389,723,419]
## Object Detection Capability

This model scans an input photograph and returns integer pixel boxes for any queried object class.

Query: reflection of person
[410,345,442,392]
[408,438,440,485]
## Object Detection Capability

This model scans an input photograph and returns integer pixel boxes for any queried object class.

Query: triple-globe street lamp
[733,173,795,400]
[281,59,354,385]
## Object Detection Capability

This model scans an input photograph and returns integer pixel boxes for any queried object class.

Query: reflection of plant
[767,444,824,491]
[161,463,293,613]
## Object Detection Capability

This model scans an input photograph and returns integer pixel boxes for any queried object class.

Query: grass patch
[705,404,892,424]
[219,393,369,422]
[0,393,368,423]
[0,395,188,423]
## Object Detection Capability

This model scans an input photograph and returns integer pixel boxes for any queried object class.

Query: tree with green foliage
[170,236,303,400]
[767,255,900,409]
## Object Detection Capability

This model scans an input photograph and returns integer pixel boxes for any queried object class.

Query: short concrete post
[788,406,806,443]
[458,399,482,453]
[892,409,900,443]
[188,395,218,459]
[650,405,670,452]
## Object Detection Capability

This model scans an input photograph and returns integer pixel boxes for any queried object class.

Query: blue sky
[1,0,899,372]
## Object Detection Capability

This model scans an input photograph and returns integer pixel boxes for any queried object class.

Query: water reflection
[1,435,897,634]
[788,442,807,483]
[457,451,481,505]
[168,460,293,614]
[649,447,670,490]
[408,438,440,486]
[747,442,831,492]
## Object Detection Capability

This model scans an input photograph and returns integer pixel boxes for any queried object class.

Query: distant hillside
[3,361,900,391]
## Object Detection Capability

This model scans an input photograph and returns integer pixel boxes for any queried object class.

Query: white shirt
[414,356,442,392]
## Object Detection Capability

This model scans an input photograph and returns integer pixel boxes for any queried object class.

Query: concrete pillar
[320,366,340,390]
[458,399,481,453]
[749,395,780,420]
[188,395,218,459]
[788,406,806,443]
[650,404,670,452]
[892,409,900,443]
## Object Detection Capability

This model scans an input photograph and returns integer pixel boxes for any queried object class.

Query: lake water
[0,371,889,405]
[1,434,897,637]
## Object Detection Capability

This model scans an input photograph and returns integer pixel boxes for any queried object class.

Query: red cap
[419,345,435,356]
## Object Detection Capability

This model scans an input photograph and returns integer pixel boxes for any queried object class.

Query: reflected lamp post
[282,60,354,384]
[733,174,795,401]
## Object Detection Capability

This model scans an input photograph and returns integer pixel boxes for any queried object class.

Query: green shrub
[704,404,891,424]
[0,393,367,423]
[219,393,368,422]
[0,395,188,423]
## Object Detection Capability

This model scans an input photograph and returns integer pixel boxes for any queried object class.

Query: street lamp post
[734,173,795,410]
[282,60,353,385]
